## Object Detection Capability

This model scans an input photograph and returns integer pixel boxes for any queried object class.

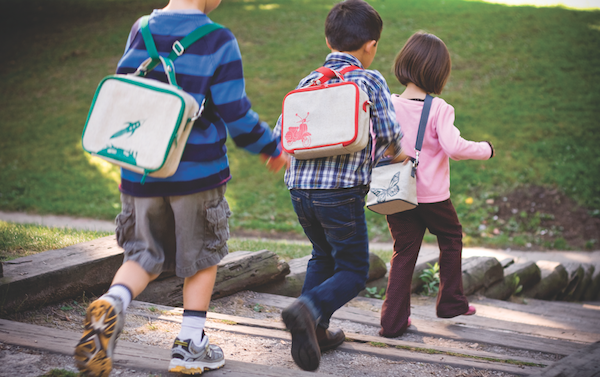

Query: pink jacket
[391,95,492,203]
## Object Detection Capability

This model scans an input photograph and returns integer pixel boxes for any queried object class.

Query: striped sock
[178,310,207,346]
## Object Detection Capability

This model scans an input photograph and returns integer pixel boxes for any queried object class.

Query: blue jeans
[290,186,370,328]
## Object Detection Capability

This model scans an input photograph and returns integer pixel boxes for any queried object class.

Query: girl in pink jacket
[379,32,495,338]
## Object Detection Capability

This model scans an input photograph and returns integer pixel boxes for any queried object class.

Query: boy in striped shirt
[273,0,404,371]
[74,1,287,376]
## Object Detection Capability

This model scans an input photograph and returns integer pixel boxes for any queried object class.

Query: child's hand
[261,152,289,173]
[391,150,409,164]
[384,145,409,164]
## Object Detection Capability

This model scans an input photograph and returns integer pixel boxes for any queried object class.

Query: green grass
[0,220,314,262]
[228,238,313,261]
[0,0,598,249]
[0,221,112,261]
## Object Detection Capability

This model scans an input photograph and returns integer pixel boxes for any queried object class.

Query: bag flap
[82,75,197,171]
[282,82,370,152]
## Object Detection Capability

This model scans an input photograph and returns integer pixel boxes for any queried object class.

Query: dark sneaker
[169,334,225,374]
[74,295,124,377]
[316,326,345,352]
[281,300,320,371]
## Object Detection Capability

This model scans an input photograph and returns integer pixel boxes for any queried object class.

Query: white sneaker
[168,332,225,374]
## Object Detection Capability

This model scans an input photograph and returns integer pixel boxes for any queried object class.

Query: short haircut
[393,32,452,95]
[325,0,383,52]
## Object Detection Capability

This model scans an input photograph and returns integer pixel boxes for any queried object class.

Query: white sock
[105,284,133,312]
[178,310,207,345]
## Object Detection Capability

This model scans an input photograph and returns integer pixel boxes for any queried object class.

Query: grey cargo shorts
[115,185,231,278]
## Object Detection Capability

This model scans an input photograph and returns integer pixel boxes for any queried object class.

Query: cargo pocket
[205,197,231,252]
[115,205,135,248]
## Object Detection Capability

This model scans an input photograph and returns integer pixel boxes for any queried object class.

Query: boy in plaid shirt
[272,0,404,371]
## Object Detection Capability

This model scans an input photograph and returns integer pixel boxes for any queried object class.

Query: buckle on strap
[172,40,185,56]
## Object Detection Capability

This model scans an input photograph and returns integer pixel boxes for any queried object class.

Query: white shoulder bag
[367,94,433,215]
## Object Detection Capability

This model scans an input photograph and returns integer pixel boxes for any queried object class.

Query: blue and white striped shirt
[273,53,403,189]
[115,9,281,197]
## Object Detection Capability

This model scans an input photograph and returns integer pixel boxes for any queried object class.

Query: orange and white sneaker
[74,295,124,377]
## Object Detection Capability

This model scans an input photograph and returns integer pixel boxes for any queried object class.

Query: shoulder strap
[412,94,433,177]
[415,94,433,152]
[139,16,159,61]
[314,65,361,84]
[136,16,224,86]
[167,23,225,61]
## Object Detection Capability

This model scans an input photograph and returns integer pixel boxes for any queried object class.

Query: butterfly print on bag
[371,172,400,203]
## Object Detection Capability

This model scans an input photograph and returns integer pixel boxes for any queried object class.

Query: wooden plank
[471,296,600,326]
[337,342,540,376]
[351,295,600,342]
[1,239,289,314]
[0,319,326,377]
[0,236,123,313]
[127,303,545,375]
[248,293,585,356]
[529,341,600,377]
[129,301,546,367]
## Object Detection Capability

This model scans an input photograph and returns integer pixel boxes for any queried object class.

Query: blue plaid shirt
[273,53,403,189]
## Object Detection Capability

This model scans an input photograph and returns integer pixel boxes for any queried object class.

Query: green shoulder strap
[167,23,225,61]
[137,16,224,86]
[139,16,159,61]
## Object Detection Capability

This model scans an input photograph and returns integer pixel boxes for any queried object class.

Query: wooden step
[471,296,600,326]
[127,300,545,375]
[0,236,288,313]
[248,292,591,356]
[529,340,600,377]
[0,302,545,377]
[0,318,326,377]
[130,301,545,366]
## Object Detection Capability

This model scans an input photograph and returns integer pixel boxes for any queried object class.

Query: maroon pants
[379,199,469,338]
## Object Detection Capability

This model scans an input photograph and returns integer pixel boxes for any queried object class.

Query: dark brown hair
[325,0,383,52]
[394,32,451,94]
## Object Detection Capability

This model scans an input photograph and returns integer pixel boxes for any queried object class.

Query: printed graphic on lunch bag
[285,113,312,147]
[110,120,145,139]
[97,145,139,166]
[371,172,400,203]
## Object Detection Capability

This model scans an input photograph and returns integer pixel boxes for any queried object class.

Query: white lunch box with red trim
[281,66,371,159]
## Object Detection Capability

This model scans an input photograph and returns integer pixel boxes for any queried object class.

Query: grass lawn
[0,221,112,261]
[0,0,599,250]
[0,220,318,263]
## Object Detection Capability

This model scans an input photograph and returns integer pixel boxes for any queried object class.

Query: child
[379,32,495,338]
[74,1,287,376]
[272,0,404,371]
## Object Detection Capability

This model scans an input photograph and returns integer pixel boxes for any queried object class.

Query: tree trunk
[255,252,388,298]
[522,261,568,300]
[484,261,540,300]
[462,257,504,295]
[571,264,595,302]
[583,267,600,301]
[136,250,290,306]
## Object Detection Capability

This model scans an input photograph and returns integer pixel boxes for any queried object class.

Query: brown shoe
[281,300,320,371]
[316,326,345,352]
